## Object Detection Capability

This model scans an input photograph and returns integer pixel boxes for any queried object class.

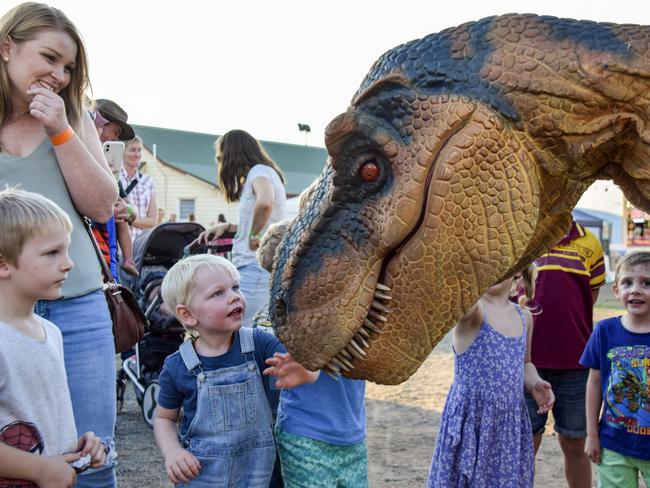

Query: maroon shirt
[529,222,606,369]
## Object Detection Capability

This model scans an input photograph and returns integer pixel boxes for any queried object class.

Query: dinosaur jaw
[319,281,392,377]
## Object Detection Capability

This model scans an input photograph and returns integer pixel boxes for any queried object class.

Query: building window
[179,199,195,221]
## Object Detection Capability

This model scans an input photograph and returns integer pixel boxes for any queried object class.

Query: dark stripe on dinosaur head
[355,87,416,146]
[539,15,632,57]
[355,14,634,124]
[355,15,520,121]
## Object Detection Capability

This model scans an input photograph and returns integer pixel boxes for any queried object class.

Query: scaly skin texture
[265,14,650,384]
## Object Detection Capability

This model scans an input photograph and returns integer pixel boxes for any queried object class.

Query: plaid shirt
[119,168,156,239]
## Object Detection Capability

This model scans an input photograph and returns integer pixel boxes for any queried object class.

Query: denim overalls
[177,328,276,487]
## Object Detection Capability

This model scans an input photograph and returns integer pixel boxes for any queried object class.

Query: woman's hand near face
[26,84,69,136]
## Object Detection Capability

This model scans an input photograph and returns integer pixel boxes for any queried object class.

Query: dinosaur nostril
[273,296,288,327]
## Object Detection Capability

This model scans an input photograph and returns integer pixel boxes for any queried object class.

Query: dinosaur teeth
[371,300,392,313]
[375,282,391,292]
[330,356,350,372]
[335,353,354,370]
[368,309,388,322]
[324,363,340,380]
[349,338,368,357]
[363,318,383,333]
[354,333,370,349]
[339,347,353,360]
[356,326,370,339]
[373,291,392,300]
[345,343,366,360]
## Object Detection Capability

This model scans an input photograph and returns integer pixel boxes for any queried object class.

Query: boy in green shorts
[580,251,650,487]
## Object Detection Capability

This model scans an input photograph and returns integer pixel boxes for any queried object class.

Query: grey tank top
[0,139,103,298]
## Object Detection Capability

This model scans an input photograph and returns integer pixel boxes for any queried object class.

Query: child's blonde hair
[614,251,650,283]
[161,254,240,326]
[514,262,538,309]
[0,187,72,266]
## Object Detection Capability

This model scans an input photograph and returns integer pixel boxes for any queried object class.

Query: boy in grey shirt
[0,189,106,487]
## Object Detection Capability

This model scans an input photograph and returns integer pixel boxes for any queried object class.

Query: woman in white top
[200,129,286,327]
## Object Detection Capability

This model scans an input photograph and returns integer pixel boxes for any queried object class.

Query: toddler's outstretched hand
[532,380,554,414]
[164,447,201,485]
[263,352,319,388]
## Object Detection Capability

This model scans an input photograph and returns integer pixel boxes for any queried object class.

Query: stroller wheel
[141,380,160,429]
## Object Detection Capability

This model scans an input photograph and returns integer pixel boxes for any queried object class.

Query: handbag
[83,218,148,353]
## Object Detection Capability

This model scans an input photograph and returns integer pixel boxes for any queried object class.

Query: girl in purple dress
[428,265,555,487]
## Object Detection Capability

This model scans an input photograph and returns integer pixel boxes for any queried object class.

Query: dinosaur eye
[359,161,380,182]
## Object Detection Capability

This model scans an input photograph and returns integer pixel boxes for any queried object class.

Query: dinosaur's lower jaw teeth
[323,364,340,379]
[327,282,391,376]
[335,353,354,370]
[374,290,392,300]
[363,318,383,333]
[345,342,366,360]
[375,282,391,292]
[368,309,388,322]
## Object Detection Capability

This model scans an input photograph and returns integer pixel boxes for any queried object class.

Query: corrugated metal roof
[132,124,327,195]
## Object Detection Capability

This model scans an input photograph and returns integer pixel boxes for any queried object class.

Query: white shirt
[231,165,286,268]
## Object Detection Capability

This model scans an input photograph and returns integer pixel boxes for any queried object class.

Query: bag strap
[81,217,115,285]
[117,180,127,199]
[122,175,140,196]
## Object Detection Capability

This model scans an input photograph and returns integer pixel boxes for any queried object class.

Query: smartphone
[103,141,125,176]
[70,454,92,473]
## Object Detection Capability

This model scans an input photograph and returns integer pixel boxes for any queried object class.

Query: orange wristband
[49,126,75,146]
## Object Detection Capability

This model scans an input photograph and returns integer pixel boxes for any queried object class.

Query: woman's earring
[2,57,8,62]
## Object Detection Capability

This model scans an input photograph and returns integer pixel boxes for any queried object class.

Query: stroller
[117,222,227,428]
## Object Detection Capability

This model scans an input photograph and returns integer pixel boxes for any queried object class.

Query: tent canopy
[572,208,603,228]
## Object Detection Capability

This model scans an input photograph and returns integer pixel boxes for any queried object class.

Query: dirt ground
[114,303,645,487]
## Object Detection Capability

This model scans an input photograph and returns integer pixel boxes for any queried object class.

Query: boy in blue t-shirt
[276,375,367,487]
[153,254,318,487]
[580,250,650,487]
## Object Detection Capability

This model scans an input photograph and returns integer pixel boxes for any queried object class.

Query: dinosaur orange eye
[359,161,380,182]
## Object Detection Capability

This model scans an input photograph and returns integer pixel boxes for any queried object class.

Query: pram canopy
[132,222,206,270]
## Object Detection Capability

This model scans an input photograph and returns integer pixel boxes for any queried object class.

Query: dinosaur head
[266,14,650,384]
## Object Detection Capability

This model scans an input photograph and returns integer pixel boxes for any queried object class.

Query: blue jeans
[238,262,270,328]
[525,368,589,438]
[36,290,117,488]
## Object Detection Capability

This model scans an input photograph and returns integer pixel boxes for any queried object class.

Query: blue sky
[21,0,650,146]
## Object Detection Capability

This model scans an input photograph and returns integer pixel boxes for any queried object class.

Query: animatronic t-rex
[264,13,650,385]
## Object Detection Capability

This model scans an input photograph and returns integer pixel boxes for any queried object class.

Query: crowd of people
[0,2,648,488]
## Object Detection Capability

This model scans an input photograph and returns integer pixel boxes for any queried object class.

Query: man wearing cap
[92,99,138,278]
[96,99,135,142]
